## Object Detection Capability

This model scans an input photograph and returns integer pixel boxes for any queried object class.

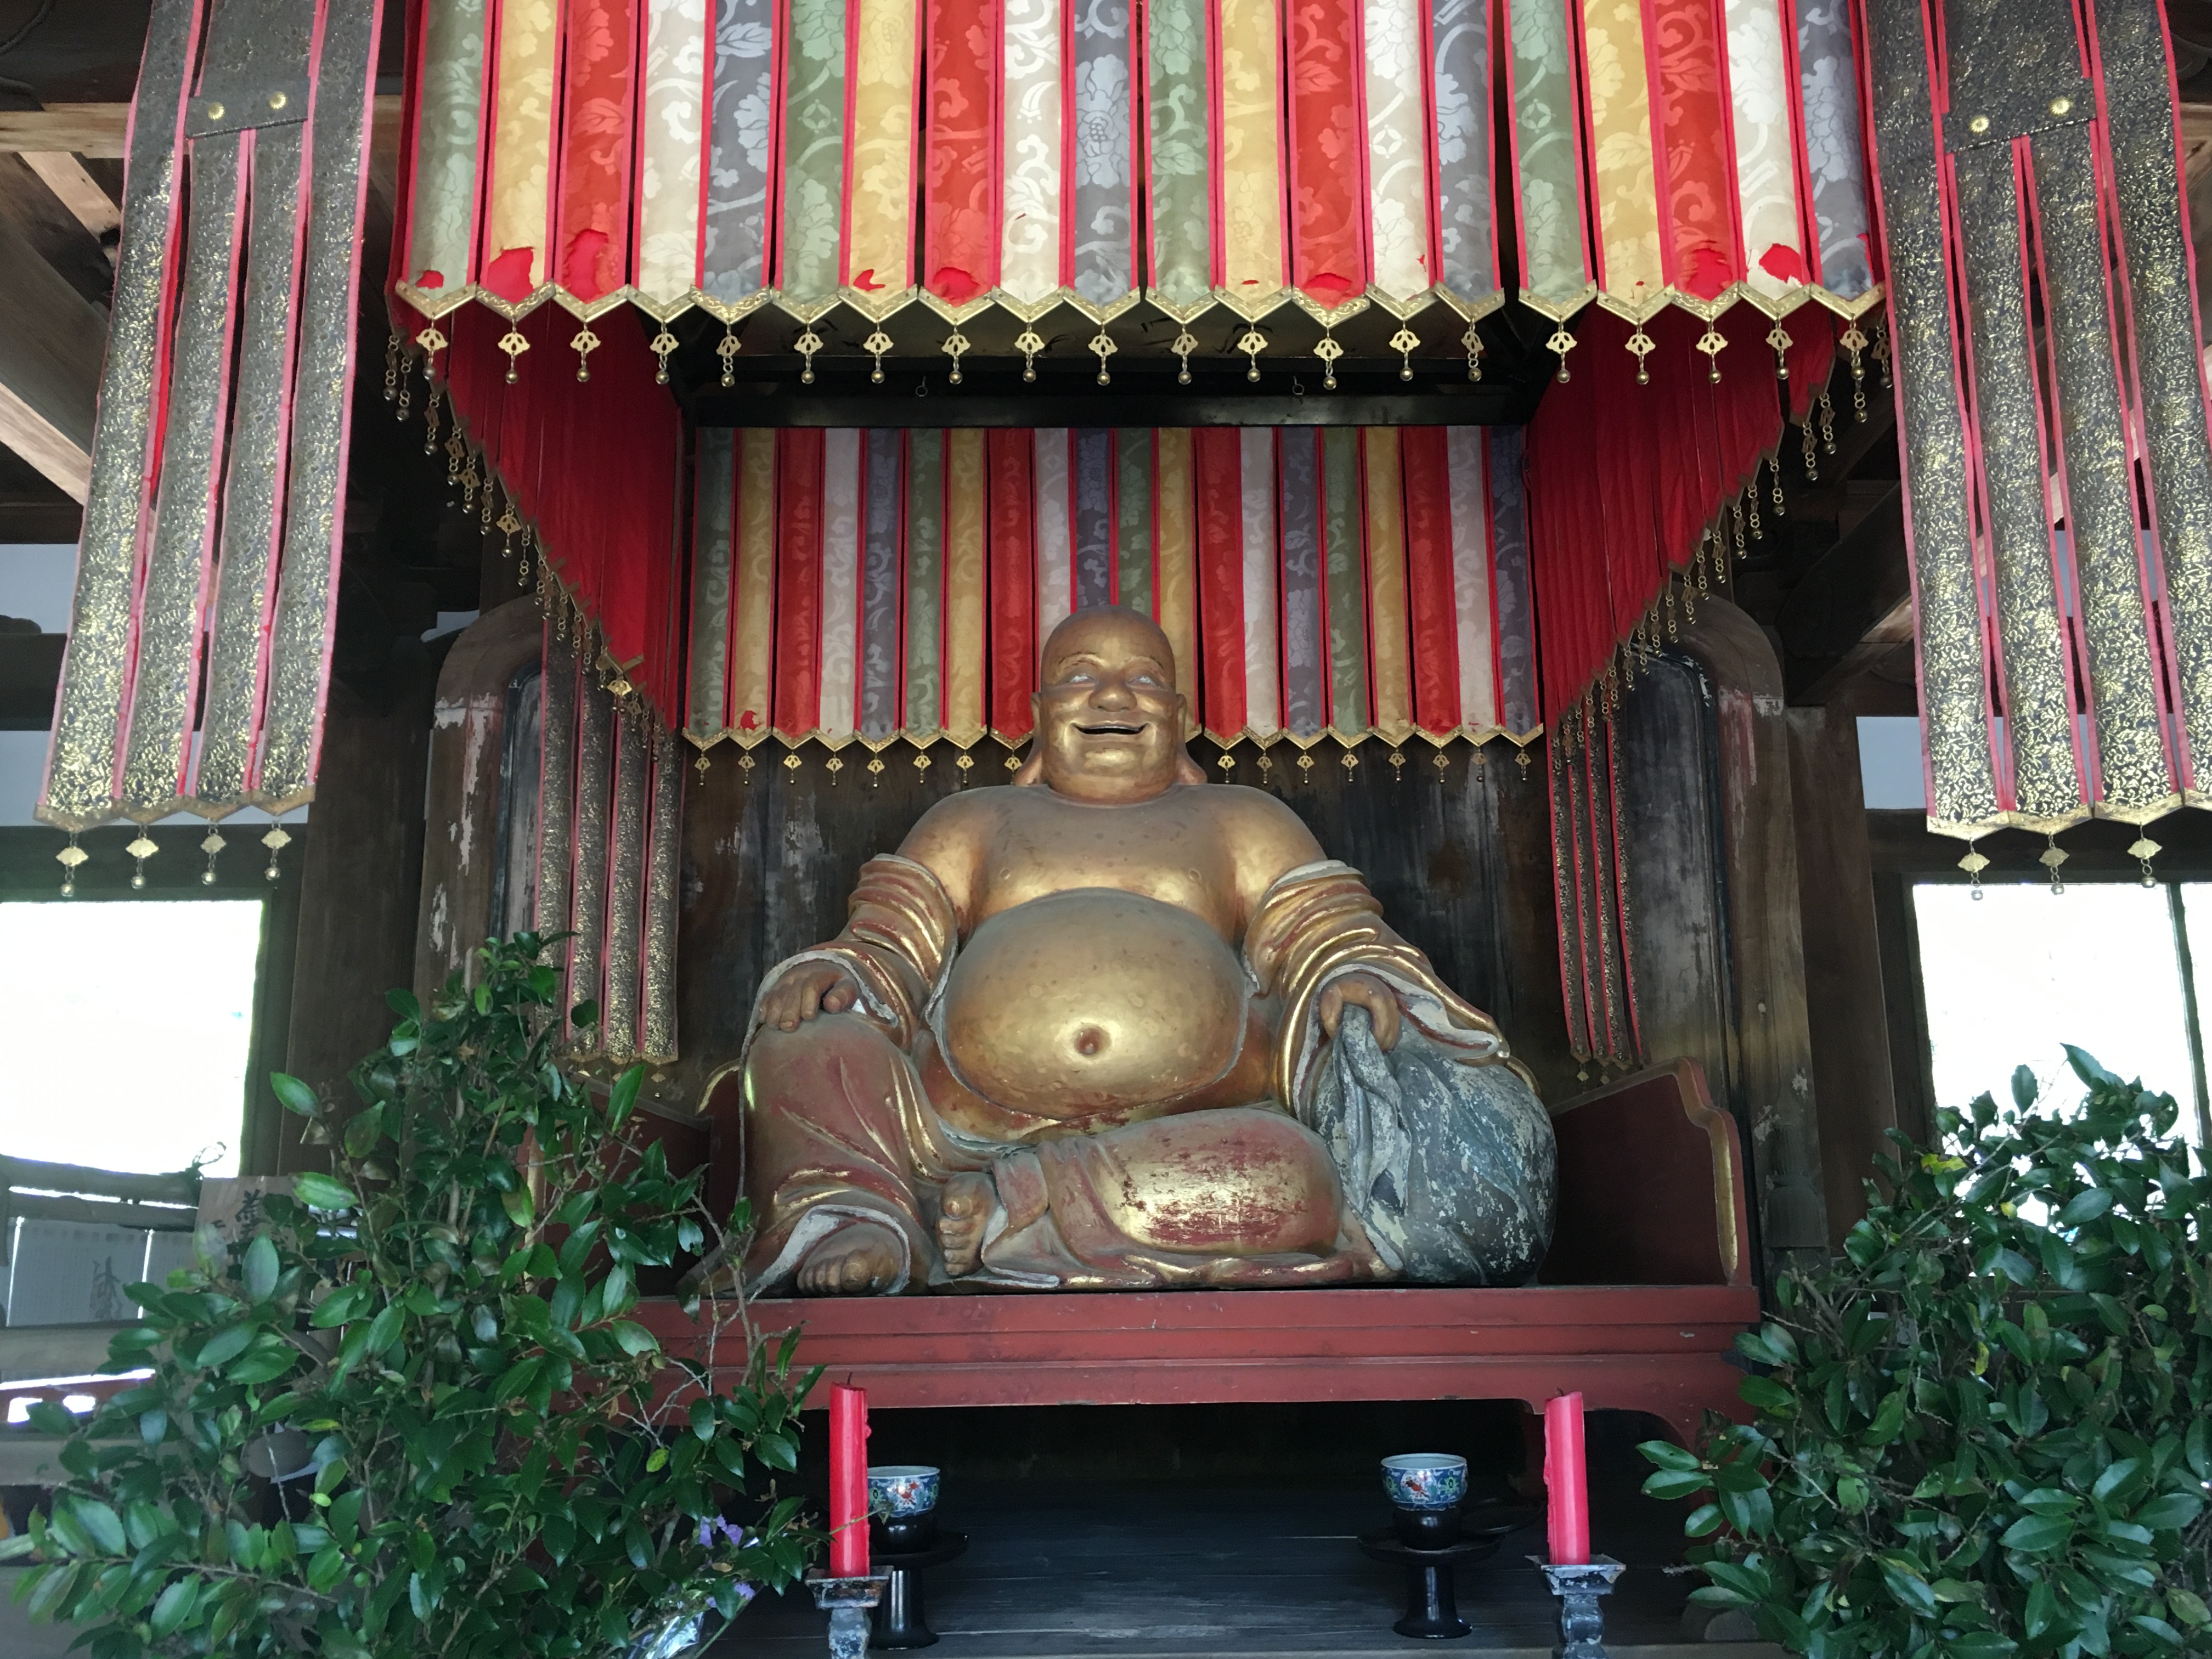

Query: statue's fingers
[1317,984,1342,1036]
[1371,994,1401,1051]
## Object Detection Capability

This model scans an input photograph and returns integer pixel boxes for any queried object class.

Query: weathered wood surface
[1674,599,1830,1274]
[1787,708,1897,1242]
[413,600,541,994]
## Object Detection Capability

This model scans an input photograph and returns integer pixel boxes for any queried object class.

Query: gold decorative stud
[1216,752,1236,779]
[57,833,86,898]
[498,328,530,383]
[738,751,757,785]
[649,326,679,384]
[1766,320,1792,380]
[718,320,741,388]
[1695,325,1727,382]
[1959,843,1989,899]
[825,754,845,786]
[1625,326,1656,385]
[2130,836,2162,887]
[1339,748,1358,774]
[1389,749,1406,780]
[1462,321,1485,382]
[783,753,802,784]
[695,748,713,776]
[1172,330,1199,385]
[864,329,895,384]
[1314,328,1344,391]
[867,755,885,787]
[1389,326,1420,381]
[1017,329,1047,382]
[206,100,225,121]
[2049,95,2073,117]
[1545,325,1577,382]
[913,751,932,777]
[1433,748,1450,778]
[2040,834,2068,895]
[1969,114,1991,133]
[570,325,601,382]
[1088,328,1116,386]
[261,825,291,883]
[267,91,286,111]
[200,830,225,886]
[795,327,825,385]
[415,324,449,373]
[1296,751,1316,781]
[941,329,971,385]
[1237,327,1268,382]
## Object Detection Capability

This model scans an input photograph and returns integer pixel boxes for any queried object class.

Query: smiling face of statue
[1029,606,1193,804]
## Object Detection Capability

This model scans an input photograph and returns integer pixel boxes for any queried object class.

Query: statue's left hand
[1317,972,1401,1051]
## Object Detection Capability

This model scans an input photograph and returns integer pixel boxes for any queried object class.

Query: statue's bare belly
[936,889,1248,1116]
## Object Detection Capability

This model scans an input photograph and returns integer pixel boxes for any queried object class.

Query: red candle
[828,1384,870,1576]
[1544,1391,1589,1565]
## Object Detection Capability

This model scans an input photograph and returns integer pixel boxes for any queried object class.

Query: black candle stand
[868,1518,969,1649]
[1533,1555,1626,1659]
[1357,1504,1531,1640]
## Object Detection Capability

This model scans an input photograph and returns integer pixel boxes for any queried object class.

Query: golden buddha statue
[716,605,1555,1295]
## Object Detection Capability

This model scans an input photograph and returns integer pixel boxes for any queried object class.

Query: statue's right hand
[759,963,862,1031]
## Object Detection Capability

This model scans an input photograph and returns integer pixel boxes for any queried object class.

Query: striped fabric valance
[684,426,1537,754]
[393,0,1878,375]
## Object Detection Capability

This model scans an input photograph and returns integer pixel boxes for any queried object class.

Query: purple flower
[697,1517,747,1550]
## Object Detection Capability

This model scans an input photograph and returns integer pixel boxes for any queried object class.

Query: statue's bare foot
[937,1173,993,1278]
[795,1221,905,1295]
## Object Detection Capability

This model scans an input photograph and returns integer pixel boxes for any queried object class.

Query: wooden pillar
[269,673,434,1174]
[1674,599,1830,1276]
[1786,707,1899,1242]
[414,599,544,994]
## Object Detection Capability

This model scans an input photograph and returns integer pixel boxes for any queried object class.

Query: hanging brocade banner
[681,426,1540,756]
[1501,0,1881,379]
[41,0,383,833]
[1862,0,2212,842]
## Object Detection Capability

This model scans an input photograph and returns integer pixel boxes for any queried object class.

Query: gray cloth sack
[1307,1006,1558,1286]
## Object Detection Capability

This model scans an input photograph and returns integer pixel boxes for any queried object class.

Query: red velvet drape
[1522,305,1837,723]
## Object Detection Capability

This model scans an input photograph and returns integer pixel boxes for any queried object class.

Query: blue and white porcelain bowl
[1381,1453,1469,1513]
[867,1465,941,1519]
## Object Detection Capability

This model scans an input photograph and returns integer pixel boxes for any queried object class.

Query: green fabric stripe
[1323,427,1368,732]
[904,430,944,730]
[780,0,850,306]
[1144,0,1212,312]
[1506,0,1589,312]
[1116,429,1154,616]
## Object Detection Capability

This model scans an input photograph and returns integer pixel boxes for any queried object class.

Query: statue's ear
[1012,703,1045,785]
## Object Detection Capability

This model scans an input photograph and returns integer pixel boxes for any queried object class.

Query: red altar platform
[641,1061,1757,1446]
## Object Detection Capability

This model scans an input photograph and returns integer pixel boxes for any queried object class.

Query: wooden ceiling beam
[0,104,128,157]
[19,151,120,244]
[0,211,106,503]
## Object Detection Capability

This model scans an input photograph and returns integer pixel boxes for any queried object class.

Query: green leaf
[610,1321,659,1357]
[67,1499,125,1556]
[1879,1556,1939,1618]
[502,1184,535,1228]
[1865,1389,1909,1445]
[270,1073,319,1118]
[2056,1186,2114,1227]
[149,1576,200,1638]
[1739,1375,1795,1413]
[241,1234,279,1301]
[2025,1579,2061,1639]
[292,1172,359,1211]
[1683,1503,1724,1539]
[364,1302,403,1357]
[608,1064,645,1132]
[2134,1494,2205,1532]
[571,998,600,1030]
[2166,1589,2210,1628]
[1999,1514,2074,1555]
[192,1325,253,1370]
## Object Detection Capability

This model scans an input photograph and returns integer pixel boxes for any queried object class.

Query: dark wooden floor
[715,1476,1777,1658]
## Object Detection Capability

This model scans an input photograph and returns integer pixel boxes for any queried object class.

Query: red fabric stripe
[987,428,1036,738]
[1644,0,1740,300]
[552,0,637,300]
[774,428,826,736]
[1284,0,1368,308]
[1193,428,1246,737]
[923,0,1001,305]
[1401,426,1460,732]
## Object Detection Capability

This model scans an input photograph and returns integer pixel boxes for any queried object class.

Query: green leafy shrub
[4,935,819,1657]
[1641,1048,2210,1658]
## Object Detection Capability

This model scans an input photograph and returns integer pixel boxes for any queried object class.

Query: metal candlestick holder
[807,1571,891,1659]
[1533,1555,1625,1659]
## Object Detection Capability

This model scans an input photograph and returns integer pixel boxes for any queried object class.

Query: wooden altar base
[710,1475,1780,1658]
[647,1282,1759,1447]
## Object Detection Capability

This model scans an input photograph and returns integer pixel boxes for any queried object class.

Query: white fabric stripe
[1034,427,1073,654]
[1239,427,1281,736]
[1723,0,1805,305]
[1445,426,1496,731]
[1001,0,1064,307]
[1363,0,1431,302]
[818,428,864,737]
[636,0,709,303]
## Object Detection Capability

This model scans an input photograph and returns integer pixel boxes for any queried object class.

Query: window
[1913,881,2211,1144]
[0,898,266,1175]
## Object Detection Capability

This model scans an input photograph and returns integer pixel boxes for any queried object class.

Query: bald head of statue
[1021,605,1206,803]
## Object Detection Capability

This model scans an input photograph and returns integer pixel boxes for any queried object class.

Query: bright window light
[1914,882,2202,1143]
[0,900,263,1176]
